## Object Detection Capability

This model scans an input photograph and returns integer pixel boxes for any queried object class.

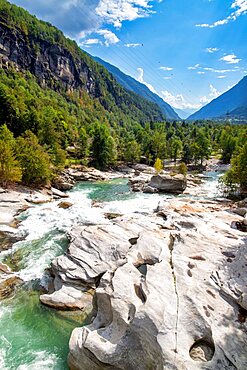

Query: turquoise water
[0,175,221,369]
[71,178,134,202]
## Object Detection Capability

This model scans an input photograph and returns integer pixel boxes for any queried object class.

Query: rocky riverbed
[0,164,247,370]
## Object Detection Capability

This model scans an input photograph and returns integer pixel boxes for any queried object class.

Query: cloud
[160,66,173,71]
[11,0,101,37]
[220,54,241,64]
[163,77,172,80]
[197,71,205,75]
[79,38,101,47]
[188,64,200,70]
[196,0,247,28]
[161,91,201,110]
[125,43,142,47]
[205,47,219,53]
[136,68,157,93]
[217,75,226,78]
[188,64,240,74]
[200,84,221,105]
[11,0,160,43]
[96,0,156,28]
[96,29,120,46]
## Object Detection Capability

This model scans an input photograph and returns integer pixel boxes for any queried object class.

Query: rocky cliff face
[40,197,247,370]
[0,21,98,95]
[0,12,164,122]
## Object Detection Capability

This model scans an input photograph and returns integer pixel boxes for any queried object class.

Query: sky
[11,0,247,113]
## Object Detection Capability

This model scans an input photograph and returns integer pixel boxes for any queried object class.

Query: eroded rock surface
[42,199,247,370]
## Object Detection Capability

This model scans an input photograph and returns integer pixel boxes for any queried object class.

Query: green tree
[220,129,237,164]
[223,143,247,192]
[0,124,22,186]
[91,123,116,169]
[77,127,89,160]
[16,131,51,185]
[195,129,211,165]
[177,162,187,177]
[124,139,141,163]
[169,137,183,163]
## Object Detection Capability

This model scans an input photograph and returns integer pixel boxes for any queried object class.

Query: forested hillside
[93,56,180,120]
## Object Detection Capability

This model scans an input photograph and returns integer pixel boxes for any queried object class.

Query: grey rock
[149,174,187,194]
[232,207,247,217]
[51,187,69,198]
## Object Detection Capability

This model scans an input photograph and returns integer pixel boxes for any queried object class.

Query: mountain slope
[173,108,197,120]
[93,56,180,120]
[0,0,164,125]
[188,76,247,120]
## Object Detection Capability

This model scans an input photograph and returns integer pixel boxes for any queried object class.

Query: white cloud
[188,64,200,70]
[136,68,157,94]
[188,64,240,74]
[205,47,219,53]
[163,76,172,80]
[209,84,220,99]
[79,38,101,47]
[125,43,142,47]
[197,71,205,75]
[220,54,241,64]
[12,0,160,46]
[196,0,247,28]
[96,29,120,46]
[217,75,226,78]
[12,0,101,37]
[161,91,201,110]
[199,84,221,105]
[160,66,173,71]
[96,0,156,28]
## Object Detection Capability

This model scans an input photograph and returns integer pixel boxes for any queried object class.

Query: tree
[16,131,51,185]
[169,137,183,163]
[223,143,247,192]
[154,158,163,174]
[0,124,22,186]
[124,139,141,163]
[195,129,211,165]
[220,129,237,164]
[77,127,89,161]
[91,123,116,169]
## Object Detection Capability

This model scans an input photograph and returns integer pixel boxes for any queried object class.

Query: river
[0,172,222,369]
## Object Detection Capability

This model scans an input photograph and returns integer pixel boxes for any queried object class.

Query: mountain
[0,0,164,126]
[93,56,180,120]
[188,76,247,120]
[173,108,197,120]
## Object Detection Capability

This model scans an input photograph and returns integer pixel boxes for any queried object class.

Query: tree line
[0,68,246,192]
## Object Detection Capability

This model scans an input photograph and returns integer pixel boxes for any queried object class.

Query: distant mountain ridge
[93,56,180,120]
[188,76,247,120]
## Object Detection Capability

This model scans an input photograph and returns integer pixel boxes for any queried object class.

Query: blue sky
[11,0,247,111]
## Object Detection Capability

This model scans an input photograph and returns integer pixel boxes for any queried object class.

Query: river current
[0,173,221,369]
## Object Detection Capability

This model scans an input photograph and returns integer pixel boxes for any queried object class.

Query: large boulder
[149,174,187,194]
[64,201,247,370]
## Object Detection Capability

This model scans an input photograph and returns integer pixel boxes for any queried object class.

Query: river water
[0,173,222,369]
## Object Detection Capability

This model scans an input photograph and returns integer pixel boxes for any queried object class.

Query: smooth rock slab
[65,202,247,370]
